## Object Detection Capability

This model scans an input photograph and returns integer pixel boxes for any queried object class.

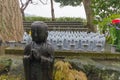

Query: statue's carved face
[31,21,48,43]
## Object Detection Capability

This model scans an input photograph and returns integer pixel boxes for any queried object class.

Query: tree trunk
[0,0,24,41]
[83,0,96,32]
[50,0,55,21]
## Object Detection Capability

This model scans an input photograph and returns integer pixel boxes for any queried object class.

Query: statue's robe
[23,41,54,80]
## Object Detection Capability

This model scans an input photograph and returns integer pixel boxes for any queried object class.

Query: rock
[64,58,120,80]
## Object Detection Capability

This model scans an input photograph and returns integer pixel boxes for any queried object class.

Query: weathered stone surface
[65,58,120,80]
[23,21,54,80]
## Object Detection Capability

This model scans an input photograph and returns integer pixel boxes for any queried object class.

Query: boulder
[65,58,120,80]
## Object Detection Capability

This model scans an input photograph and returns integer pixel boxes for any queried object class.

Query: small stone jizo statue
[23,21,54,80]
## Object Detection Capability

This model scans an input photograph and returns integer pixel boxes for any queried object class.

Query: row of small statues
[23,30,105,52]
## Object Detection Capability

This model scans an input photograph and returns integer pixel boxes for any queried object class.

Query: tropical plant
[97,14,120,44]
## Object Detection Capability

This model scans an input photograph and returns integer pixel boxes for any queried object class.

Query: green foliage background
[25,16,86,22]
[96,14,120,44]
[54,0,82,7]
[92,0,120,23]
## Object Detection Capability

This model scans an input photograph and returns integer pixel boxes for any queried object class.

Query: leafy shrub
[25,16,86,22]
[25,16,51,21]
[54,60,87,80]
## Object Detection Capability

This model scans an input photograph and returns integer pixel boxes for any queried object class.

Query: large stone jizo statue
[23,21,54,80]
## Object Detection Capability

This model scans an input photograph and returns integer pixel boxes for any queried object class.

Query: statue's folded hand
[41,56,53,63]
[24,55,31,59]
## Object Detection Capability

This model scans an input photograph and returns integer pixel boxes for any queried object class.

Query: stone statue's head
[31,21,48,43]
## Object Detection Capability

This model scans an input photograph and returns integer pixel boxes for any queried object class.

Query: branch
[20,0,24,8]
[31,0,38,5]
[22,0,32,11]
[39,0,48,5]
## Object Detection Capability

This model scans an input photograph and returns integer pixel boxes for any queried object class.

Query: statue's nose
[35,32,37,37]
